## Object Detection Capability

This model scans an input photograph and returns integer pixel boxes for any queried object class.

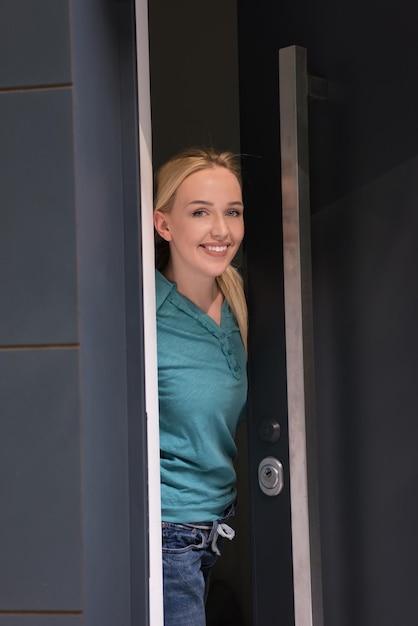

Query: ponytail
[216,265,248,357]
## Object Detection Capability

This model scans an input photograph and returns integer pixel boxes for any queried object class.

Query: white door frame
[135,1,164,624]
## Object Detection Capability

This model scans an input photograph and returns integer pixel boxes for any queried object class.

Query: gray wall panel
[0,1,148,623]
[0,89,78,346]
[0,617,81,626]
[0,0,71,88]
[0,349,82,610]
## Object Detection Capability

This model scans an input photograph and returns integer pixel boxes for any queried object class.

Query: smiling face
[154,166,244,286]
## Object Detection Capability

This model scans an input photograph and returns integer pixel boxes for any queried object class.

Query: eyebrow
[187,200,244,207]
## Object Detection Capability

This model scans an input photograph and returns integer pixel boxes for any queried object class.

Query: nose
[211,213,228,239]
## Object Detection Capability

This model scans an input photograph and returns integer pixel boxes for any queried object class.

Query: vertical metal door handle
[279,44,325,626]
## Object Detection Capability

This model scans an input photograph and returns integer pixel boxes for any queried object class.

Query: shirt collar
[155,269,176,311]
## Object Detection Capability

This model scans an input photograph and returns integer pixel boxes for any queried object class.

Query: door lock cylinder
[258,456,284,496]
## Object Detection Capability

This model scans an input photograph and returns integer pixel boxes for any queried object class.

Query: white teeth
[206,245,228,252]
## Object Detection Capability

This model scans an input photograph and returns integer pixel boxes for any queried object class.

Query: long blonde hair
[154,147,248,355]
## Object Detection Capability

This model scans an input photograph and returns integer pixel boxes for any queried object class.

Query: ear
[154,210,172,241]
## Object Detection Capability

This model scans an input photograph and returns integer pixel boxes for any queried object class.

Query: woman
[153,148,248,626]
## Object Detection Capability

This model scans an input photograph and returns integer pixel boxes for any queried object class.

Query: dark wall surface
[237,1,418,624]
[148,0,241,169]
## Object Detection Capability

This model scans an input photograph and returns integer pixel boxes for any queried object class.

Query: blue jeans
[162,505,235,626]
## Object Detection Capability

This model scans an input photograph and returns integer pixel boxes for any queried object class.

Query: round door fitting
[259,418,281,443]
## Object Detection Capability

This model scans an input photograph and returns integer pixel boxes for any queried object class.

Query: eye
[192,209,207,217]
[226,209,242,217]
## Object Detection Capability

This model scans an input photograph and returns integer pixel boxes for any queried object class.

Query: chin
[207,264,230,278]
[195,254,235,278]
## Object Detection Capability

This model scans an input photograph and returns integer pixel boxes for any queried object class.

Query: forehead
[176,166,242,198]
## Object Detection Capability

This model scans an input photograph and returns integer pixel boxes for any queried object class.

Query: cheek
[170,222,200,247]
[177,221,205,242]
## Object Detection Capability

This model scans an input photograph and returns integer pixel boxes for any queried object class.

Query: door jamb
[135,1,163,624]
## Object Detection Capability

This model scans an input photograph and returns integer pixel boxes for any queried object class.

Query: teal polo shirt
[155,269,247,522]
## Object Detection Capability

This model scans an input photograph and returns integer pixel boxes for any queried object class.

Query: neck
[163,264,223,321]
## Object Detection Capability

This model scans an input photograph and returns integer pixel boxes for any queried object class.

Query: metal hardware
[258,457,284,496]
[307,74,328,101]
[279,44,324,626]
[259,418,281,443]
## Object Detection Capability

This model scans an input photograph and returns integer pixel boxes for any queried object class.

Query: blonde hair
[154,147,248,355]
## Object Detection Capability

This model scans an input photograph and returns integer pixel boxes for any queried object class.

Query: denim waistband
[163,500,237,556]
[179,520,235,556]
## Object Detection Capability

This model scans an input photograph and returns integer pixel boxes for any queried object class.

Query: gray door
[242,45,325,626]
[238,0,418,624]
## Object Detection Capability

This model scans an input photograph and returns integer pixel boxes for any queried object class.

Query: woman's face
[154,166,244,283]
